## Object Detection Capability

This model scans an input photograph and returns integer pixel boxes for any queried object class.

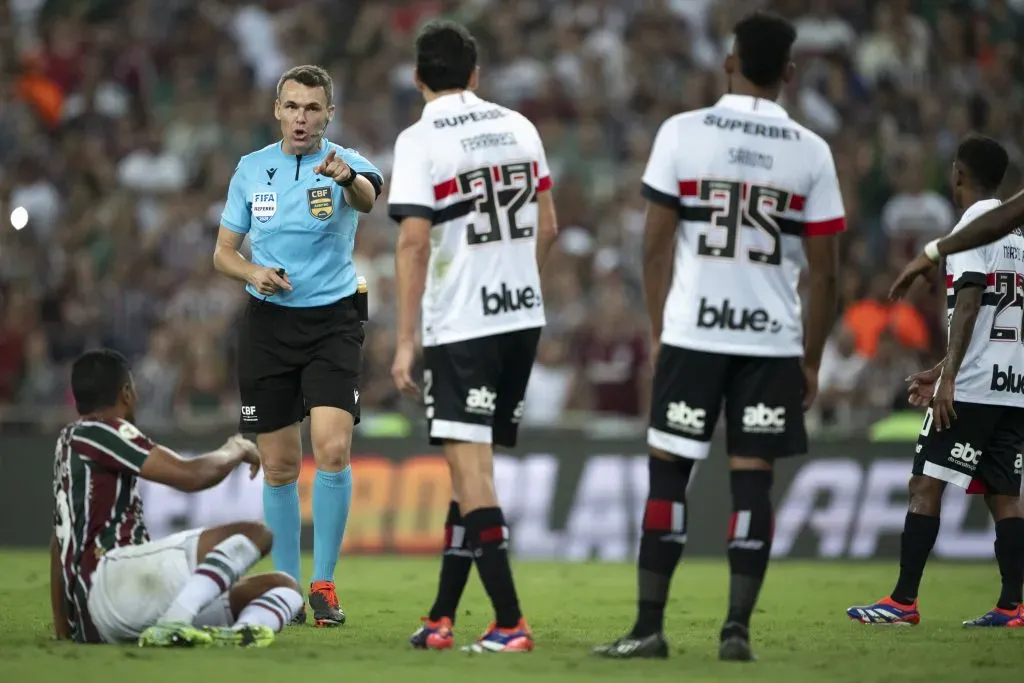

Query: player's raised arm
[640,118,681,355]
[138,435,261,493]
[891,186,1024,299]
[801,146,846,408]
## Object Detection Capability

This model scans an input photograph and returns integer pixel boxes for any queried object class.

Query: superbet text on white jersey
[387,92,552,347]
[643,94,846,357]
[944,198,1024,407]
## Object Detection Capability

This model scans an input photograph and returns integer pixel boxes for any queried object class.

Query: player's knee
[312,432,352,470]
[233,521,274,554]
[908,475,944,514]
[729,468,773,504]
[986,494,1022,522]
[265,570,301,593]
[648,453,694,496]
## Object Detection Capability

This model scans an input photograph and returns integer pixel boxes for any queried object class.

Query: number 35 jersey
[643,94,846,357]
[387,91,552,347]
[945,198,1024,407]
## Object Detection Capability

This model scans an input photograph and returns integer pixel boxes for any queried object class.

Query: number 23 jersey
[945,198,1024,407]
[387,91,552,347]
[643,94,846,357]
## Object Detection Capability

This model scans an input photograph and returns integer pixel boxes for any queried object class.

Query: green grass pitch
[0,551,1018,682]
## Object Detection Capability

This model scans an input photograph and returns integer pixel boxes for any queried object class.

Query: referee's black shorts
[237,294,363,434]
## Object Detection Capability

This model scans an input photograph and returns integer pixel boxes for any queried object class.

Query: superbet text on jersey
[387,92,551,347]
[944,199,1024,407]
[643,94,846,357]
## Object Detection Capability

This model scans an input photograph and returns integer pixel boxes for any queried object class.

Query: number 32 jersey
[945,198,1024,407]
[643,94,846,357]
[388,91,551,347]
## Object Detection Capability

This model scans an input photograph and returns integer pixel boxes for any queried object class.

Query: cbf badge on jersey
[307,186,334,220]
[252,192,277,223]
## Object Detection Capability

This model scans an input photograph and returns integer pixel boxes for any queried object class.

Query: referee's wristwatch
[339,168,357,188]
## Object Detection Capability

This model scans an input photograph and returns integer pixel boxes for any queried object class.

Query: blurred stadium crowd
[1,0,1022,434]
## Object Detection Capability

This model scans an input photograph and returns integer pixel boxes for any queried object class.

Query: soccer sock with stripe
[994,517,1024,610]
[263,480,302,584]
[160,534,262,624]
[631,455,692,638]
[234,586,305,632]
[725,469,774,632]
[428,501,474,623]
[464,507,522,629]
[311,466,353,584]
[891,512,940,605]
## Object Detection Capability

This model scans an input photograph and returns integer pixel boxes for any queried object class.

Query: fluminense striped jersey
[52,417,154,642]
[642,94,846,357]
[387,91,552,347]
[943,198,1024,407]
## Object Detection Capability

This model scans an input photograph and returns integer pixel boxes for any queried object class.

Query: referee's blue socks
[311,465,353,583]
[263,480,302,584]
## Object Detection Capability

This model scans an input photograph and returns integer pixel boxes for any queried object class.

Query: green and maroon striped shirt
[53,417,154,643]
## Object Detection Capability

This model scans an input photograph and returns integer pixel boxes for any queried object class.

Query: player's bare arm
[803,232,839,408]
[641,201,677,360]
[213,226,292,296]
[535,189,559,271]
[933,285,983,430]
[138,435,260,493]
[314,149,377,213]
[392,216,431,396]
[891,188,1024,299]
[49,533,69,640]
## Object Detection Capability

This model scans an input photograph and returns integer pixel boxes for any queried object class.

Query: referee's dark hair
[71,349,131,414]
[955,134,1009,193]
[733,11,797,88]
[415,20,478,92]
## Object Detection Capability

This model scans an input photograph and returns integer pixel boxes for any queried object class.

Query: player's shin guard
[994,517,1024,610]
[464,507,522,629]
[725,469,773,631]
[890,512,940,605]
[235,586,306,632]
[160,534,263,624]
[429,501,474,623]
[311,465,353,583]
[263,481,302,584]
[631,455,693,638]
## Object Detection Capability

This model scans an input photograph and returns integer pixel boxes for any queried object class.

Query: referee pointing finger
[212,64,383,627]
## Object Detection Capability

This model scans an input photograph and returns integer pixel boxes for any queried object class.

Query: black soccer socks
[428,501,474,623]
[994,517,1024,610]
[631,455,693,638]
[464,506,522,628]
[891,511,941,605]
[725,469,774,628]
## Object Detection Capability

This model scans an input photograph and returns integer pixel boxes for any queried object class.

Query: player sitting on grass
[51,348,305,647]
[848,136,1024,628]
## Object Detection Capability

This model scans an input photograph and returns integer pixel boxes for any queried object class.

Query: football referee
[213,64,382,627]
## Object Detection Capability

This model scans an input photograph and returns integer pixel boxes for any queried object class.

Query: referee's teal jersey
[221,139,382,307]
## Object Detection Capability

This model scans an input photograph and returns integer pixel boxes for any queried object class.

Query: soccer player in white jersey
[594,12,843,661]
[849,135,1024,628]
[387,21,558,653]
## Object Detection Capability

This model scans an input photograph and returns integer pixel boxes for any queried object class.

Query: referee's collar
[715,94,789,119]
[277,137,332,159]
[421,90,481,116]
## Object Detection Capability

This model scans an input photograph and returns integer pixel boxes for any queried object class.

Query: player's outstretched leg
[964,493,1024,627]
[594,453,692,659]
[411,500,473,650]
[444,441,532,653]
[719,464,775,661]
[202,572,305,646]
[139,522,271,648]
[848,475,942,627]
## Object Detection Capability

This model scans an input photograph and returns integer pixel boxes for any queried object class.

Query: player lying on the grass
[849,136,1024,628]
[51,348,305,646]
